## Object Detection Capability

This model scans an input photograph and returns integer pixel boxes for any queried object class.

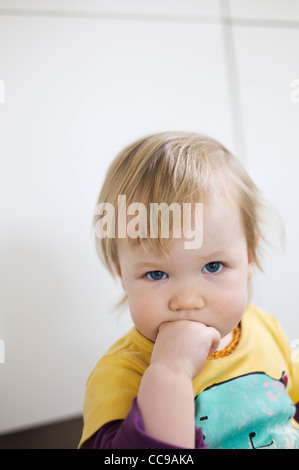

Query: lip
[166,317,208,326]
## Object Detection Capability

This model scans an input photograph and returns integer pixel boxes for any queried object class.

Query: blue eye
[145,271,168,281]
[202,262,224,274]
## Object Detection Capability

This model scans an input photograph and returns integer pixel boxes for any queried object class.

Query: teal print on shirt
[195,372,299,449]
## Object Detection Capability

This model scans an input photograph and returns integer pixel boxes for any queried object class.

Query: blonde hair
[94,131,281,278]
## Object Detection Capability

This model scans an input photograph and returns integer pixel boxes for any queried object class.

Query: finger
[207,328,221,355]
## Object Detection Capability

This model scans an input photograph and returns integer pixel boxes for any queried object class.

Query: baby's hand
[151,320,220,379]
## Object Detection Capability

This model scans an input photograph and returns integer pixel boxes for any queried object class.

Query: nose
[169,287,205,312]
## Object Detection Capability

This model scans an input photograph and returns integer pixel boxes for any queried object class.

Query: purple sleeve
[295,402,299,423]
[90,398,206,449]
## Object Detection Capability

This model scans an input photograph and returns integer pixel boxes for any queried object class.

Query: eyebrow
[199,250,229,261]
[132,261,163,270]
[131,250,230,269]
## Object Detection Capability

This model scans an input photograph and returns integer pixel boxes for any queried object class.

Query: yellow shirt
[79,305,299,448]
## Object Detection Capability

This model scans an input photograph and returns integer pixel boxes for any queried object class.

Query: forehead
[202,196,244,242]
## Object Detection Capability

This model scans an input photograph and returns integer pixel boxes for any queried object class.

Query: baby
[79,132,299,449]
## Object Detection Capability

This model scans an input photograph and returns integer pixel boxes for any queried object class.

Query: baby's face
[117,198,254,342]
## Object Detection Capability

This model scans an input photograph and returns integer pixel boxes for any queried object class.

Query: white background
[0,0,298,434]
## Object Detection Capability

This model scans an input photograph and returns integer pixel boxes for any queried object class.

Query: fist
[151,320,221,379]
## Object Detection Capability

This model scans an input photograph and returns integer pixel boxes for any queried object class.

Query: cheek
[214,291,246,339]
[127,290,160,340]
[216,287,247,322]
[220,269,249,308]
[128,286,152,315]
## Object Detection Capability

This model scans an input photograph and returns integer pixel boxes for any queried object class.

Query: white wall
[228,0,299,338]
[0,0,298,434]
